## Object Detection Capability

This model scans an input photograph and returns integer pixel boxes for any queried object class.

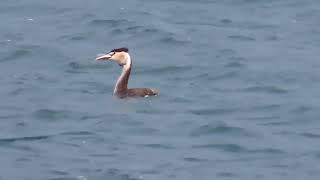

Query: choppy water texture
[1,0,320,179]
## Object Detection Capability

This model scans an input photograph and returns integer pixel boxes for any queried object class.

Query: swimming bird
[96,47,159,98]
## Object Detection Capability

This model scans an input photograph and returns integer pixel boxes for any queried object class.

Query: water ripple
[89,19,131,27]
[217,18,279,30]
[100,169,141,180]
[0,135,50,144]
[300,133,320,139]
[1,49,30,62]
[32,109,72,121]
[135,65,194,75]
[208,71,239,81]
[190,123,249,137]
[250,148,286,155]
[0,114,23,120]
[250,104,281,111]
[1,44,49,62]
[50,170,69,176]
[159,36,190,45]
[228,35,256,41]
[241,85,288,94]
[67,61,111,71]
[189,107,238,116]
[224,61,245,68]
[183,157,209,162]
[192,143,246,153]
[291,105,312,114]
[137,143,175,149]
[59,131,95,136]
[217,172,237,177]
[58,33,88,41]
[8,87,25,96]
[192,143,286,155]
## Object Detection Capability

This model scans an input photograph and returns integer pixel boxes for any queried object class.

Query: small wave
[0,114,23,120]
[67,61,111,71]
[192,143,246,153]
[300,133,320,139]
[291,105,312,113]
[59,131,95,136]
[135,108,175,115]
[54,7,73,14]
[66,61,112,74]
[217,172,237,177]
[192,143,286,155]
[63,80,111,95]
[249,148,286,155]
[99,169,141,180]
[50,170,69,176]
[172,96,193,103]
[228,35,256,41]
[137,143,175,149]
[183,157,209,162]
[0,105,24,111]
[65,62,90,74]
[1,44,43,62]
[189,107,238,116]
[208,71,238,81]
[165,67,238,81]
[135,65,193,75]
[261,121,292,126]
[89,153,115,158]
[216,18,278,30]
[11,72,51,82]
[265,34,279,41]
[190,123,248,136]
[247,116,279,121]
[8,87,25,96]
[0,135,50,143]
[68,61,83,70]
[0,49,30,62]
[218,48,237,56]
[63,87,108,95]
[250,104,281,111]
[224,61,245,68]
[141,27,161,33]
[32,109,72,121]
[89,19,131,27]
[125,25,144,32]
[57,131,105,145]
[220,18,232,24]
[241,85,288,94]
[58,34,87,41]
[110,28,126,34]
[241,21,279,30]
[3,32,24,41]
[159,36,189,45]
[125,26,168,38]
[127,127,160,136]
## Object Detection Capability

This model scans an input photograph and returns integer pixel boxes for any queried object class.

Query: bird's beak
[95,53,112,61]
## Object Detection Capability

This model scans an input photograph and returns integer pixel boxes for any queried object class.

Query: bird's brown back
[127,88,158,97]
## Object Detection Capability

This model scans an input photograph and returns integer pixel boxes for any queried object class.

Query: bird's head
[96,47,130,66]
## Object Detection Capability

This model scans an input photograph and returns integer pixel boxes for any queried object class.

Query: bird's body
[96,48,158,98]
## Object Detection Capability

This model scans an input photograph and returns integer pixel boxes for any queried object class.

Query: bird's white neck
[113,54,132,96]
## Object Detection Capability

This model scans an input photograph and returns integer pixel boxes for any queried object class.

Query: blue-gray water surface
[1,0,320,180]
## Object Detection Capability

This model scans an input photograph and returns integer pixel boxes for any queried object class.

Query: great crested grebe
[96,47,159,98]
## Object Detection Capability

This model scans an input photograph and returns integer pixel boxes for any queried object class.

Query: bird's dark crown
[111,47,129,53]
